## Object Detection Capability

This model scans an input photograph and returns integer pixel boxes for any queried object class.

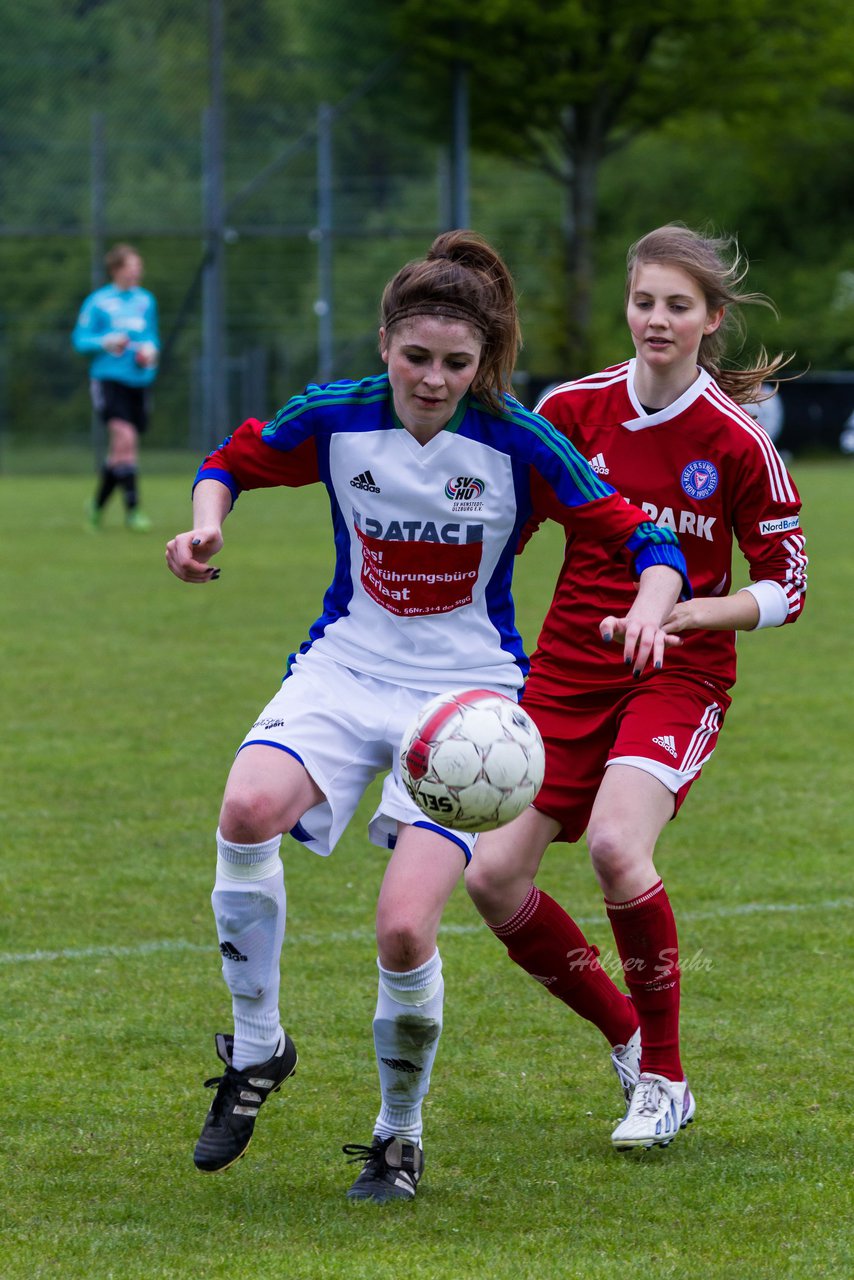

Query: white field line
[1,898,851,966]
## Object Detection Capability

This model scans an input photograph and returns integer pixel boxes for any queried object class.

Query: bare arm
[663,589,761,634]
[165,478,232,583]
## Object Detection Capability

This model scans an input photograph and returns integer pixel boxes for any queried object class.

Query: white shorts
[237,650,511,861]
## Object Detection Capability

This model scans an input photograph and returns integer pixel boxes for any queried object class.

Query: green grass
[1,461,851,1279]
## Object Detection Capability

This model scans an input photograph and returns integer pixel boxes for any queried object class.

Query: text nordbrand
[759,515,800,536]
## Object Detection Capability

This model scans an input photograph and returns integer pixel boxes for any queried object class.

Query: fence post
[450,62,470,230]
[201,0,228,449]
[90,112,107,289]
[315,102,334,384]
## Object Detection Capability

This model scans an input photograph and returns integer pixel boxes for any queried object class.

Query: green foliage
[1,1,854,446]
[1,461,852,1278]
[383,0,854,370]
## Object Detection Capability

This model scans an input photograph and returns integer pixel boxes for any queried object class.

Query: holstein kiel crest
[681,459,719,500]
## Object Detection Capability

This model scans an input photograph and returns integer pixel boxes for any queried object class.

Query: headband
[384,301,485,330]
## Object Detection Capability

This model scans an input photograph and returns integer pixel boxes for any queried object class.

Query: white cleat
[610,1027,642,1111]
[611,1071,696,1149]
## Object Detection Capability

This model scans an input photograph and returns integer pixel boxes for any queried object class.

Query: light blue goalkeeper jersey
[72,283,160,387]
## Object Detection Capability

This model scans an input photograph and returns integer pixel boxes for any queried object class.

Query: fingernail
[624,656,632,665]
[210,569,221,580]
[633,669,641,679]
[192,538,200,545]
[654,661,662,670]
[602,633,612,644]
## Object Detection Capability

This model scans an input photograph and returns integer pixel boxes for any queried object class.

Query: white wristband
[740,581,789,629]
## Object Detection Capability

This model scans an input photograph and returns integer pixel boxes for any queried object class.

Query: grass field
[2,459,851,1279]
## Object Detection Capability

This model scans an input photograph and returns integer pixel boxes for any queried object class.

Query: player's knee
[587,817,640,887]
[376,917,426,972]
[465,854,518,918]
[219,788,283,844]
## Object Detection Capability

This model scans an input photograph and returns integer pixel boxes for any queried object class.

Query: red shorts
[522,674,731,843]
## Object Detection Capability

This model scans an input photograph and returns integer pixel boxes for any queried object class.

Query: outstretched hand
[599,564,685,675]
[599,612,682,677]
[165,527,223,583]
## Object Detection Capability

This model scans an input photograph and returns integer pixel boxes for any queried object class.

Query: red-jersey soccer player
[466,224,808,1150]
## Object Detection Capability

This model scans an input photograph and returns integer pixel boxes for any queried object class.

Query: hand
[662,600,697,636]
[102,331,130,355]
[165,527,223,583]
[599,613,682,676]
[134,341,159,368]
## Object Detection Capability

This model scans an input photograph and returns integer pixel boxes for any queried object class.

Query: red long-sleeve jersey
[528,360,807,695]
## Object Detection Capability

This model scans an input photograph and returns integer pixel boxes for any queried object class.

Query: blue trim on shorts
[237,740,315,845]
[412,819,473,864]
[236,739,305,764]
[236,740,313,842]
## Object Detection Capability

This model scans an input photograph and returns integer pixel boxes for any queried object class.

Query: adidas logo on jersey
[219,940,248,962]
[589,452,609,475]
[652,734,678,759]
[350,469,380,493]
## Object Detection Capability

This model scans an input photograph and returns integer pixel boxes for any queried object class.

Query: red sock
[491,885,637,1047]
[605,880,682,1080]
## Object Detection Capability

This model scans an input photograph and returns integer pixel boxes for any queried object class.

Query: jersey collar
[388,390,470,436]
[622,359,713,430]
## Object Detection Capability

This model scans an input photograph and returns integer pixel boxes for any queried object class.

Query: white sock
[212,828,286,1071]
[372,949,444,1144]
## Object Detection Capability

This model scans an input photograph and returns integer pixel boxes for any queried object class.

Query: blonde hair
[626,225,790,403]
[381,230,522,415]
[105,243,140,278]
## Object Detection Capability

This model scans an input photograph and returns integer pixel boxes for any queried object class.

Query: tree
[386,0,854,372]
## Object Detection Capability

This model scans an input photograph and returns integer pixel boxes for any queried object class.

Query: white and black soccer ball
[399,688,546,833]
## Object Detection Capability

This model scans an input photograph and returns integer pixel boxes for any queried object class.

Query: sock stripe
[491,884,541,939]
[605,879,664,912]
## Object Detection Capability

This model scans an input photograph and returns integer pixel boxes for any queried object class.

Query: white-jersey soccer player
[166,230,689,1201]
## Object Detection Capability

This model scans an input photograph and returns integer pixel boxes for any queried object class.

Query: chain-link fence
[0,0,564,472]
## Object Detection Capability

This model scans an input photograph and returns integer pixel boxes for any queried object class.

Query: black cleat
[343,1135,423,1202]
[193,1031,297,1173]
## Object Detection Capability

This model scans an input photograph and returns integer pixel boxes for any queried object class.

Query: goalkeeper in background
[73,242,159,532]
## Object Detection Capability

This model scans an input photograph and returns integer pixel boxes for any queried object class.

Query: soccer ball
[399,688,546,833]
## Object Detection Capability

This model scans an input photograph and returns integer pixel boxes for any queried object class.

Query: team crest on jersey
[681,460,718,500]
[445,475,485,512]
[445,475,485,501]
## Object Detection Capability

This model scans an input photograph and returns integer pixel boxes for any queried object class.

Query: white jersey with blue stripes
[196,376,686,693]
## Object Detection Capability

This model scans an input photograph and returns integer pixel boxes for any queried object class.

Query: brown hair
[105,243,140,278]
[381,230,522,415]
[626,224,790,403]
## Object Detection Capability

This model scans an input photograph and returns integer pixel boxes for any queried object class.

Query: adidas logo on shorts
[652,734,678,759]
[350,469,380,493]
